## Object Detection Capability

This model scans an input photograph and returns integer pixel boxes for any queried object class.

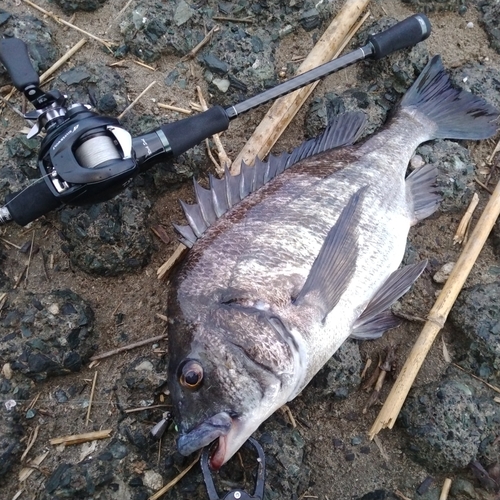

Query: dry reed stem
[196,86,231,175]
[157,103,192,115]
[50,429,112,446]
[118,81,157,120]
[157,244,188,280]
[370,175,500,439]
[453,192,479,245]
[22,0,113,50]
[149,452,201,500]
[86,371,98,425]
[40,38,87,84]
[89,333,168,361]
[180,25,219,61]
[439,478,452,500]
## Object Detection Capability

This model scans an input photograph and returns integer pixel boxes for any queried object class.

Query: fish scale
[167,55,499,469]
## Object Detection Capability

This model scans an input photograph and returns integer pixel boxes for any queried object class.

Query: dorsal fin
[174,111,367,247]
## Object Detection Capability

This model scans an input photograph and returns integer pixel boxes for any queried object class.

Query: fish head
[167,300,299,469]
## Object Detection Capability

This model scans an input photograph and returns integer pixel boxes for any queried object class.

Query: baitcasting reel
[0,13,431,226]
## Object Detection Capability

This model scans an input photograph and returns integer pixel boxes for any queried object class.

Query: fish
[166,55,499,470]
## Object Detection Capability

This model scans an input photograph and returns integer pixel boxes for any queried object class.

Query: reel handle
[0,37,40,91]
[368,13,431,60]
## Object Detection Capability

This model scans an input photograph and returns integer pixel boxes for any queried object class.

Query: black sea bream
[166,56,499,469]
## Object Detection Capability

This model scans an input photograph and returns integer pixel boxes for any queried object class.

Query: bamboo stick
[369,177,500,438]
[50,429,112,446]
[39,38,87,84]
[230,0,371,174]
[439,478,452,500]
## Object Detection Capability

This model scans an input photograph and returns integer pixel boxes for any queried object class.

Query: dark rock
[414,141,477,214]
[399,0,467,13]
[55,62,127,113]
[51,0,108,13]
[480,2,500,53]
[400,371,500,471]
[305,339,362,399]
[0,289,96,381]
[0,15,57,74]
[0,10,11,26]
[202,53,229,75]
[449,281,500,385]
[59,188,153,276]
[300,8,321,31]
[356,491,399,500]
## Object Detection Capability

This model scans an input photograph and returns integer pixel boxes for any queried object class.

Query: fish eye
[179,360,204,389]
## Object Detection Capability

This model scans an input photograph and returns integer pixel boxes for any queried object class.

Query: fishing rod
[0,13,431,227]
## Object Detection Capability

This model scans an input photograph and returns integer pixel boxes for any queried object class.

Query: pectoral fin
[294,186,367,319]
[351,261,427,339]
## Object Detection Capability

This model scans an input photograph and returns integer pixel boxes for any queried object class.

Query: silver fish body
[166,56,499,469]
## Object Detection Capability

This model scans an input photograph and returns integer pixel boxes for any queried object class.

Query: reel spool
[75,134,121,169]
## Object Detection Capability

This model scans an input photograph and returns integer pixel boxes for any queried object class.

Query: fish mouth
[177,412,233,466]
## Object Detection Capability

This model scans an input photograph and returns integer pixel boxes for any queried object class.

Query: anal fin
[351,261,427,340]
[294,186,367,319]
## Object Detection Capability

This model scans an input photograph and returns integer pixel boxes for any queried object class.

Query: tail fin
[401,55,499,140]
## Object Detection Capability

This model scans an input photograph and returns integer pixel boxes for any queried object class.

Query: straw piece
[157,244,188,280]
[50,429,112,446]
[369,177,500,439]
[40,38,87,84]
[439,478,452,500]
[118,81,157,120]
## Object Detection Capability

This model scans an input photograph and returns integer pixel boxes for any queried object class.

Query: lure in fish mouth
[167,55,500,467]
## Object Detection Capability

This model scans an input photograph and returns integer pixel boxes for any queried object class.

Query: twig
[124,404,170,414]
[86,371,98,426]
[439,478,452,500]
[453,193,478,245]
[24,231,35,288]
[180,26,219,61]
[14,266,27,290]
[89,334,168,361]
[20,425,40,462]
[18,451,49,482]
[111,300,123,316]
[452,363,500,394]
[370,175,500,438]
[474,177,493,194]
[0,237,21,249]
[118,81,157,120]
[281,404,297,428]
[394,490,412,500]
[132,60,157,71]
[155,313,169,322]
[22,0,113,51]
[157,244,188,280]
[487,137,500,165]
[106,0,134,32]
[196,86,231,175]
[0,292,7,311]
[40,38,87,84]
[50,429,113,446]
[157,103,192,115]
[27,393,41,411]
[212,16,253,23]
[149,451,201,500]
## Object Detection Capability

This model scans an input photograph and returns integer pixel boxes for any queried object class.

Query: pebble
[433,262,455,283]
[410,154,425,170]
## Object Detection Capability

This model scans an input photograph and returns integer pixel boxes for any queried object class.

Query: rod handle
[0,37,40,91]
[368,14,431,60]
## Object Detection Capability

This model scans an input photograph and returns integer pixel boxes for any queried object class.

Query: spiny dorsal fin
[174,111,367,247]
[350,261,427,340]
[293,186,368,320]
